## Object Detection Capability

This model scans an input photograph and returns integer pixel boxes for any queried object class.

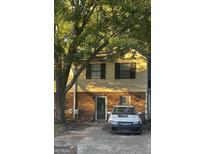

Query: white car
[108,105,143,134]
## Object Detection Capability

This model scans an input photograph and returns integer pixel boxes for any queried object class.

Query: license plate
[119,122,131,125]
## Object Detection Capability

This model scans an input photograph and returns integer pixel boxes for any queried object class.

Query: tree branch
[63,1,101,74]
[65,40,108,93]
[78,0,100,34]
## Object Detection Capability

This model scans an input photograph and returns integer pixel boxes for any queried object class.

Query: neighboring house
[65,51,148,122]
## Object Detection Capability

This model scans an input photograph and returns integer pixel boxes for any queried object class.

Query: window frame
[86,63,106,79]
[119,63,131,79]
[91,64,101,79]
[115,63,136,79]
[119,96,131,105]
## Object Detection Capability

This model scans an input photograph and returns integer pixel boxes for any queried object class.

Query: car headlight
[109,120,118,125]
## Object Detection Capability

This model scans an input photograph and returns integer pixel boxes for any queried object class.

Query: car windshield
[112,107,137,115]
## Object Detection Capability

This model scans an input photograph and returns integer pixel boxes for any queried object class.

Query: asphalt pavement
[55,123,151,154]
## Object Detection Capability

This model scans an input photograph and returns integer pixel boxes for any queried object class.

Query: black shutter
[115,63,120,79]
[86,64,91,79]
[130,63,136,79]
[101,63,106,79]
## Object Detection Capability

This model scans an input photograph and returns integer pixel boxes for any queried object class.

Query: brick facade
[65,92,145,122]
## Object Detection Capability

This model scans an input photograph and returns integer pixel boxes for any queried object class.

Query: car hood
[109,114,141,122]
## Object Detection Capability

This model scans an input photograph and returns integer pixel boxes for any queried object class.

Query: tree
[54,0,151,123]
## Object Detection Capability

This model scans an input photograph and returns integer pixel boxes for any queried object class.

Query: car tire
[136,126,143,135]
[137,131,142,135]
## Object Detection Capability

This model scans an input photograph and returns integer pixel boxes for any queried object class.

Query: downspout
[147,57,151,120]
[73,65,78,120]
[145,60,148,120]
[145,56,151,120]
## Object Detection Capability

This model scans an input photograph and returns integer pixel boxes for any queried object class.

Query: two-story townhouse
[65,51,148,122]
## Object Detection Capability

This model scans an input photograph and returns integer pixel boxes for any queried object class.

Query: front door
[96,97,106,120]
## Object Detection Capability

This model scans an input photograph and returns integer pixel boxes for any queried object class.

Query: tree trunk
[55,90,66,124]
[55,72,67,124]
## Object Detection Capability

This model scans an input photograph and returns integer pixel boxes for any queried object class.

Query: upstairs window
[86,63,106,79]
[120,63,131,79]
[115,63,136,79]
[91,64,101,79]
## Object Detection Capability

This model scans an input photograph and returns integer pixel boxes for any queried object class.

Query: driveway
[55,123,151,154]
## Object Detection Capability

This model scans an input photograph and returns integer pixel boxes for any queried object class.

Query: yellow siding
[68,52,147,92]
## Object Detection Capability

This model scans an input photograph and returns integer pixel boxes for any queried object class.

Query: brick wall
[65,92,145,121]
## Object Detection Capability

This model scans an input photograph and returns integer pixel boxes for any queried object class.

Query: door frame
[95,96,107,121]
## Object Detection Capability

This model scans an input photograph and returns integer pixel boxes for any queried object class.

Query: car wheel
[137,131,142,135]
[136,127,143,135]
